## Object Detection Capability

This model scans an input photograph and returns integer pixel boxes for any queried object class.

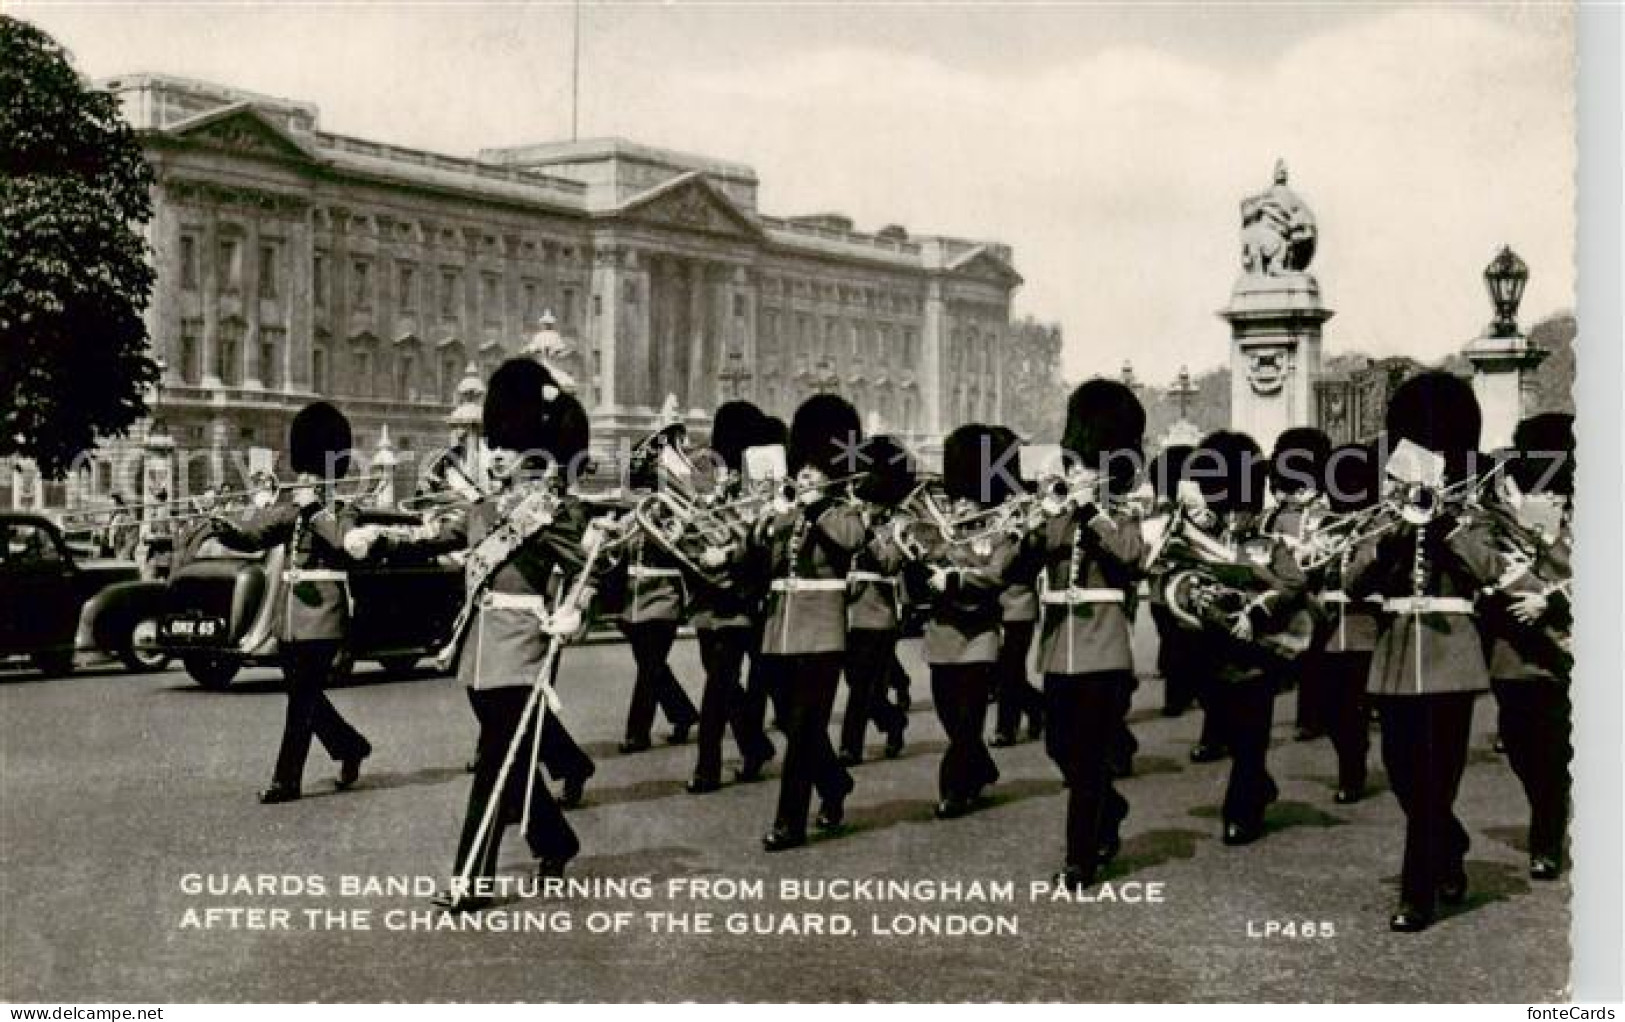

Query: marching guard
[1484,412,1574,881]
[1033,381,1147,890]
[837,433,915,765]
[351,359,605,909]
[1264,427,1333,741]
[686,400,777,793]
[990,427,1046,748]
[754,395,867,852]
[211,401,375,804]
[917,424,1020,818]
[1181,430,1307,847]
[1345,371,1504,932]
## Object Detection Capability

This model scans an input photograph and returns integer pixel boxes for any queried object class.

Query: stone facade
[29,74,1019,508]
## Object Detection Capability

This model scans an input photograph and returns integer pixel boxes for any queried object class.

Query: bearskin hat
[1190,430,1266,515]
[856,434,917,507]
[1324,443,1381,513]
[482,358,559,457]
[788,393,862,476]
[1146,444,1194,503]
[1510,412,1575,496]
[709,401,765,473]
[984,426,1025,505]
[288,401,353,478]
[758,415,789,450]
[1270,427,1332,496]
[550,392,592,472]
[1060,379,1145,495]
[1385,371,1481,481]
[942,423,998,506]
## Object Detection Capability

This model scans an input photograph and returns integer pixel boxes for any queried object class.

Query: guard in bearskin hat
[988,428,1045,749]
[209,401,373,805]
[915,424,1021,819]
[838,433,915,766]
[1146,445,1204,723]
[753,394,867,851]
[1029,380,1149,890]
[1345,370,1504,932]
[1484,412,1574,881]
[350,358,607,909]
[1315,442,1383,805]
[684,401,776,794]
[1176,430,1307,850]
[1265,426,1334,742]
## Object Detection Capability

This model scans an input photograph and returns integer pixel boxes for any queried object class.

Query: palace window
[397,354,416,402]
[218,238,241,293]
[312,347,328,394]
[398,263,417,312]
[482,273,500,324]
[218,320,243,386]
[523,281,539,322]
[561,288,576,329]
[351,259,373,309]
[179,319,201,384]
[259,327,285,389]
[440,269,460,319]
[733,293,747,319]
[179,235,198,291]
[313,255,328,308]
[257,243,278,299]
[439,356,460,404]
[352,350,372,398]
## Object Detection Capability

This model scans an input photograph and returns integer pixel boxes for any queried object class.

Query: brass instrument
[1148,503,1315,662]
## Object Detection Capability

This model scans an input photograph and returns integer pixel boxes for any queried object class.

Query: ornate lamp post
[1170,365,1197,421]
[1483,245,1530,338]
[814,355,840,394]
[1119,360,1137,391]
[1464,245,1544,449]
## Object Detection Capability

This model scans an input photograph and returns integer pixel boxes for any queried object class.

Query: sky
[12,1,1577,386]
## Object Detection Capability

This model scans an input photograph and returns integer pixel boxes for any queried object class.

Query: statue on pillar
[1240,159,1318,276]
[524,310,579,394]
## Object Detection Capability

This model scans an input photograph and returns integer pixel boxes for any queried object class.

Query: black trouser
[620,620,698,742]
[993,620,1043,738]
[694,626,775,782]
[931,663,1000,802]
[841,629,908,757]
[1111,673,1140,773]
[1153,605,1198,715]
[1215,679,1279,827]
[455,686,579,882]
[1491,678,1571,862]
[1321,651,1372,791]
[1044,671,1131,869]
[534,651,593,784]
[1292,654,1329,736]
[769,652,849,835]
[273,640,370,790]
[1375,692,1477,912]
[887,644,913,706]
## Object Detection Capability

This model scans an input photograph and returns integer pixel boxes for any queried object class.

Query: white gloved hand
[546,607,584,639]
[342,526,379,560]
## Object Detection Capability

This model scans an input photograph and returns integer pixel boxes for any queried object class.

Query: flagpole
[571,0,581,142]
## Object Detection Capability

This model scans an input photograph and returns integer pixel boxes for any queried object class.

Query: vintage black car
[143,509,464,688]
[0,513,143,676]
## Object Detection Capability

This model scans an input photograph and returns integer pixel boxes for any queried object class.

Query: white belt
[481,592,549,612]
[283,569,348,583]
[1041,588,1125,606]
[770,578,848,592]
[1383,597,1474,615]
[847,572,897,586]
[1321,591,1350,605]
[628,566,681,579]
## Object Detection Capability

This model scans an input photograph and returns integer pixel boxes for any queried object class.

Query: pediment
[168,103,318,164]
[947,247,1024,287]
[614,173,762,242]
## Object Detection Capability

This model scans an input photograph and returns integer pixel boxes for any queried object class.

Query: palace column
[200,203,223,389]
[920,277,946,439]
[287,202,314,394]
[590,243,623,412]
[687,260,709,416]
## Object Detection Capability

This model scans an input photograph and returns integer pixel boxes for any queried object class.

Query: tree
[1,16,157,478]
[1002,316,1070,442]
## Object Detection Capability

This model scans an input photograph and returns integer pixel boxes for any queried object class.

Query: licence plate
[161,616,225,642]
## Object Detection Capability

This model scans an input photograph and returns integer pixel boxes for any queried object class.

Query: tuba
[623,426,752,594]
[1148,504,1315,662]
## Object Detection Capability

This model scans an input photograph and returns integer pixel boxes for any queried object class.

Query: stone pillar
[201,208,222,388]
[243,218,263,389]
[1221,273,1330,452]
[589,245,621,412]
[1464,332,1548,450]
[921,277,946,439]
[371,426,397,507]
[288,205,314,393]
[687,261,708,417]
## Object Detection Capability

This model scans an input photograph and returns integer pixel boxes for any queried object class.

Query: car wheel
[120,617,170,673]
[376,655,419,677]
[184,655,240,690]
[32,649,74,678]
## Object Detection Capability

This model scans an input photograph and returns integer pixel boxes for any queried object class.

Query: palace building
[6,74,1021,511]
